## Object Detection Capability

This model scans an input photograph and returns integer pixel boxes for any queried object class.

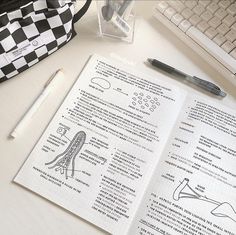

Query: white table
[0,1,235,235]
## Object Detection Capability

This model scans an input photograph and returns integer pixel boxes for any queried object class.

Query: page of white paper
[14,54,186,234]
[128,97,236,235]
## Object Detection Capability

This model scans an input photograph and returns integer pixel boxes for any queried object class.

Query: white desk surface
[0,1,235,235]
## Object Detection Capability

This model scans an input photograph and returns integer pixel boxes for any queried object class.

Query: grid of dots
[131,92,160,112]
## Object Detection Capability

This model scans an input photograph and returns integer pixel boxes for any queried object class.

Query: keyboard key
[205,27,218,39]
[156,1,169,13]
[230,48,236,59]
[222,14,236,27]
[185,1,197,10]
[179,19,192,32]
[193,5,205,16]
[189,14,201,26]
[168,0,185,12]
[171,13,184,25]
[199,0,211,8]
[164,7,176,19]
[182,8,194,19]
[197,20,210,32]
[225,29,236,42]
[217,23,230,35]
[186,26,236,73]
[232,22,236,30]
[215,8,228,20]
[213,34,227,46]
[154,0,236,76]
[201,10,213,22]
[221,40,235,52]
[219,0,231,9]
[207,2,219,14]
[209,16,221,28]
[226,3,236,16]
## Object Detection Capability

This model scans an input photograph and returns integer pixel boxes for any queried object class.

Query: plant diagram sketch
[173,178,236,223]
[91,77,111,89]
[45,131,86,179]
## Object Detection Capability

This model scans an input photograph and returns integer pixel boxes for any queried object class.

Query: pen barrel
[148,59,225,97]
[10,70,64,138]
[10,90,50,138]
[152,59,175,74]
[118,0,131,16]
[192,76,221,96]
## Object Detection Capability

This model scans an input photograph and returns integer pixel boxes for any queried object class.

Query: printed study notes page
[14,54,186,235]
[14,54,236,235]
[127,97,236,235]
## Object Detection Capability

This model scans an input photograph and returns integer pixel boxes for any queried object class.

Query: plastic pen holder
[97,0,135,43]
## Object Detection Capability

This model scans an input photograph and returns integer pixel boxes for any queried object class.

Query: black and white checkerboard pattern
[0,0,76,82]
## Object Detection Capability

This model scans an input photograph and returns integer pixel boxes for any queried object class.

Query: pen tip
[9,131,17,139]
[147,58,153,64]
[219,91,227,97]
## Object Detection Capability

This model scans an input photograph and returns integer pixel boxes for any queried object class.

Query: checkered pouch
[0,0,91,83]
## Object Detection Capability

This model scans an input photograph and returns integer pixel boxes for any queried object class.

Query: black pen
[147,58,226,97]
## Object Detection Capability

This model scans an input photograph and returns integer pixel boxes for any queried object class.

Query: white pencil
[10,69,64,138]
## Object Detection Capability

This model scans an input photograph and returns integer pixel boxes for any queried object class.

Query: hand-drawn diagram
[91,77,111,89]
[57,125,71,141]
[45,131,86,179]
[131,92,160,112]
[173,178,236,223]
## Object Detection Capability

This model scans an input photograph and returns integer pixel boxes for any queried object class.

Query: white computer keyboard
[154,0,236,85]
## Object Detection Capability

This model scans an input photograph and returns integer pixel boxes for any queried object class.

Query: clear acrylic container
[97,0,135,43]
